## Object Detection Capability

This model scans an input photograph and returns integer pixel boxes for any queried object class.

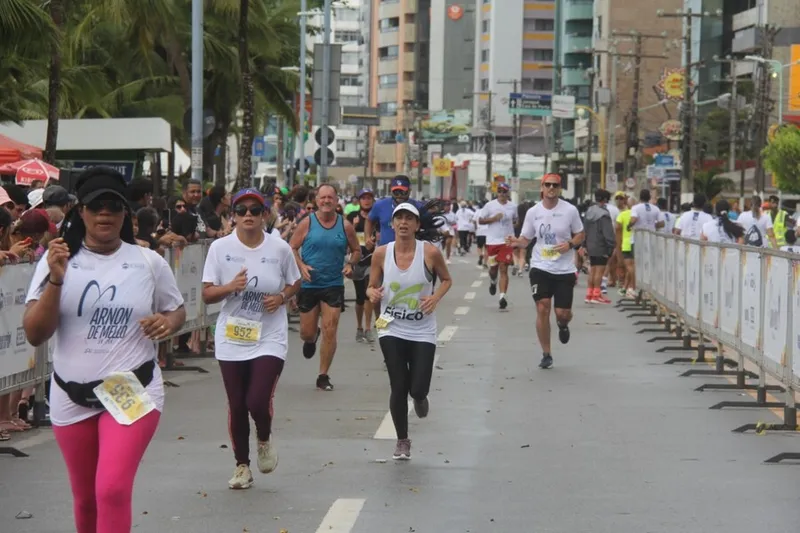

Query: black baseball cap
[75,167,131,207]
[43,185,77,206]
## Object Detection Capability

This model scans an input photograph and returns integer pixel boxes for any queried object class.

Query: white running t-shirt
[702,219,738,244]
[481,199,518,245]
[202,231,300,362]
[630,202,662,231]
[658,210,676,234]
[521,200,584,275]
[26,243,184,426]
[475,207,489,237]
[675,210,712,239]
[456,207,474,232]
[736,211,773,247]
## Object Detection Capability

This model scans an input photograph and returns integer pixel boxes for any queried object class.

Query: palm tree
[693,168,735,201]
[44,0,65,163]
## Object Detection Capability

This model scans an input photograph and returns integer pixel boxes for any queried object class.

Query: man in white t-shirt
[674,194,712,240]
[455,201,474,254]
[478,183,518,310]
[656,198,676,234]
[628,189,664,233]
[507,173,585,369]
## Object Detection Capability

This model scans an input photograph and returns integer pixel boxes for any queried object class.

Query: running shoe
[303,327,321,359]
[413,397,429,419]
[539,354,553,369]
[618,287,626,296]
[393,438,412,460]
[595,295,612,304]
[364,329,376,343]
[228,464,254,490]
[316,374,334,391]
[489,280,497,296]
[511,265,519,276]
[626,288,637,299]
[558,323,570,344]
[499,296,508,310]
[257,440,278,474]
[355,328,365,343]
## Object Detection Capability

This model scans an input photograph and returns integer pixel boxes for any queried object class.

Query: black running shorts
[297,286,345,313]
[589,255,609,266]
[529,268,576,309]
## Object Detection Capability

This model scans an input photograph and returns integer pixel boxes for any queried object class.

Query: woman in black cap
[22,167,186,533]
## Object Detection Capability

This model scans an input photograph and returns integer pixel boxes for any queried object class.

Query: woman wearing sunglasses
[22,167,186,533]
[201,188,301,490]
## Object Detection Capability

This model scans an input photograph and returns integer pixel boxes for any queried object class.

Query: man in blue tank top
[289,184,362,391]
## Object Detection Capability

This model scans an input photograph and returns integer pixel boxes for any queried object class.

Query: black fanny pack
[53,360,156,409]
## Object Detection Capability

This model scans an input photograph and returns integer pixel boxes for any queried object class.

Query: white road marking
[480,272,489,278]
[471,280,483,288]
[454,306,470,315]
[375,328,453,440]
[315,498,366,533]
[464,292,476,300]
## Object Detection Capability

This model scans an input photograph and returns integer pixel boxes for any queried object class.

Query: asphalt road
[1,253,798,533]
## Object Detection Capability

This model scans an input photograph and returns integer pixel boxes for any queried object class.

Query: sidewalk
[0,257,797,533]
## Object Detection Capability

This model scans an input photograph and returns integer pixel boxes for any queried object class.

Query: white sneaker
[626,288,637,299]
[257,440,278,474]
[228,464,254,489]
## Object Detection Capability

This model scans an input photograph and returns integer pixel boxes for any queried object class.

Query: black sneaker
[303,327,321,359]
[478,256,483,266]
[558,323,570,344]
[316,374,334,391]
[499,297,507,310]
[413,397,429,419]
[539,354,553,369]
[489,281,497,296]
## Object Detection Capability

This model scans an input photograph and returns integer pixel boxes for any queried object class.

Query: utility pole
[190,0,204,183]
[752,25,779,195]
[298,0,308,185]
[485,93,494,186]
[498,80,520,180]
[319,0,332,186]
[583,69,595,195]
[714,56,740,174]
[657,8,721,196]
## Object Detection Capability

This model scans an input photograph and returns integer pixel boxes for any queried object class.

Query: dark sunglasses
[85,198,126,213]
[233,204,265,217]
[391,189,409,196]
[542,182,561,189]
[175,203,187,210]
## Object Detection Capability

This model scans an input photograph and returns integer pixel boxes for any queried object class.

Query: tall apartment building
[368,0,431,178]
[474,0,555,155]
[302,1,368,170]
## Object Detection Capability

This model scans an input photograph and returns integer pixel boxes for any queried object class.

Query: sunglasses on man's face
[85,198,126,213]
[175,203,187,211]
[391,189,409,197]
[542,182,561,189]
[233,204,265,217]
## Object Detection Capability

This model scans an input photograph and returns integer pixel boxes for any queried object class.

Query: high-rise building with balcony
[473,0,556,155]
[367,0,430,178]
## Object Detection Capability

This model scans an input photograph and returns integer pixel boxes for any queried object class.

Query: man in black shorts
[507,173,585,369]
[345,188,377,343]
[582,189,615,304]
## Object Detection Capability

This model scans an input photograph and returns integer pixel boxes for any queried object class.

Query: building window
[334,8,359,22]
[524,49,553,61]
[378,102,398,116]
[336,30,360,42]
[379,130,399,143]
[481,49,490,62]
[534,19,554,31]
[379,45,399,59]
[379,17,400,31]
[341,75,362,87]
[379,74,398,88]
[481,20,489,33]
[336,140,347,151]
[341,51,359,65]
[533,78,553,91]
[480,78,489,91]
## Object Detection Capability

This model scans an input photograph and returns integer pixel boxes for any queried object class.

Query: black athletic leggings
[458,230,470,251]
[379,336,436,440]
[219,355,284,466]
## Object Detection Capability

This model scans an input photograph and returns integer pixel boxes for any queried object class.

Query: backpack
[744,224,764,247]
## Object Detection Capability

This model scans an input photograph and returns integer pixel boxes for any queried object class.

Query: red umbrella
[0,158,60,186]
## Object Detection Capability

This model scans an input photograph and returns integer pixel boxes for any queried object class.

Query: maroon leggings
[219,355,284,466]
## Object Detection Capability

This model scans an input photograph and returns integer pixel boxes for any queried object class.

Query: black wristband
[47,274,63,286]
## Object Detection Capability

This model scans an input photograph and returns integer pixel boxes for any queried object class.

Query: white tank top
[379,240,438,344]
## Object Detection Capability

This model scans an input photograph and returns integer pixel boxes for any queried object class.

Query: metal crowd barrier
[631,229,800,464]
[0,241,228,457]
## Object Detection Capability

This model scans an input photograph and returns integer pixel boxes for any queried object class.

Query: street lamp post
[576,105,606,190]
[298,0,307,186]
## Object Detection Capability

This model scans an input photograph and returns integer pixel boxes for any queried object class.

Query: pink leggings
[52,410,160,533]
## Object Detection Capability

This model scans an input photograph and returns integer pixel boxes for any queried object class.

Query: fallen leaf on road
[177,436,185,440]
[142,511,148,515]
[409,487,419,493]
[435,365,443,370]
[220,444,228,449]
[520,444,530,449]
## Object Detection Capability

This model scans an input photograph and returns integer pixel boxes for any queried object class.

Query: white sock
[499,292,506,300]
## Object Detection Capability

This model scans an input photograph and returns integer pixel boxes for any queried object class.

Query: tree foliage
[762,125,800,194]
[693,167,734,200]
[0,0,309,185]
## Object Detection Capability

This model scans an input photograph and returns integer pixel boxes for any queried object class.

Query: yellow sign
[656,68,689,101]
[433,157,451,177]
[790,45,800,112]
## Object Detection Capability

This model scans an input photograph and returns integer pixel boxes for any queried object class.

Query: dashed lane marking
[464,292,476,300]
[315,498,366,533]
[454,307,470,315]
[471,280,483,288]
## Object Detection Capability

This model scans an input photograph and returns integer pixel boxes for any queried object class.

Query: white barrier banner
[654,234,665,297]
[719,248,740,338]
[685,243,701,321]
[642,232,651,287]
[740,251,762,351]
[0,263,36,378]
[173,245,203,321]
[675,241,686,310]
[793,261,800,379]
[665,238,675,303]
[763,256,789,367]
[701,246,719,331]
